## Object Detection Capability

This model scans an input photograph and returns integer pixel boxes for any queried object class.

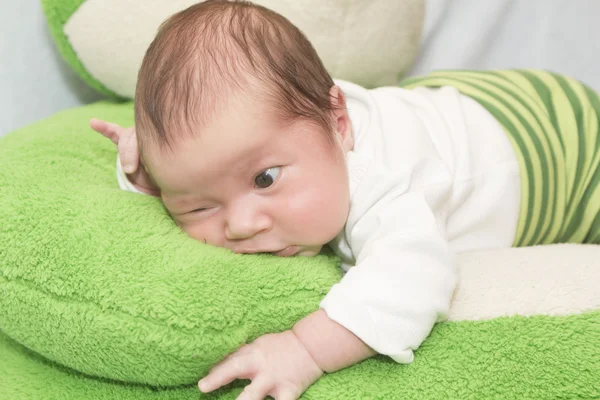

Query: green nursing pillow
[0,101,341,385]
[41,0,424,98]
[1,102,600,399]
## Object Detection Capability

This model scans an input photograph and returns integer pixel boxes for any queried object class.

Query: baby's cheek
[178,220,223,246]
[285,186,347,241]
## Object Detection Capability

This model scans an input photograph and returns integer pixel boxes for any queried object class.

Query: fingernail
[198,380,208,392]
[122,164,135,174]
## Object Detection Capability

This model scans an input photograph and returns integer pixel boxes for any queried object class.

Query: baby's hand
[90,118,159,196]
[198,330,323,400]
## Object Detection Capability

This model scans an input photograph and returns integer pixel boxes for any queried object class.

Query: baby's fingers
[235,377,272,400]
[272,387,302,400]
[89,118,123,144]
[199,354,255,393]
[118,128,140,174]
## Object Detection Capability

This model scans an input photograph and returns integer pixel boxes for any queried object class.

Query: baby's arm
[198,188,456,399]
[292,309,376,372]
[198,310,375,399]
[321,189,457,363]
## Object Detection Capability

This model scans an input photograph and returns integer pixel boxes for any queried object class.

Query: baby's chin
[274,245,323,257]
[294,246,323,257]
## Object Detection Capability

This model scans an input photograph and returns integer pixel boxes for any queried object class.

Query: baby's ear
[329,85,353,152]
[329,85,346,109]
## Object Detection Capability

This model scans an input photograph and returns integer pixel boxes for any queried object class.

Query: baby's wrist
[292,309,376,373]
[291,314,330,372]
[287,329,324,376]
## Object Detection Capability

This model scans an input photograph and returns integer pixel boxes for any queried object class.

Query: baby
[91,1,600,399]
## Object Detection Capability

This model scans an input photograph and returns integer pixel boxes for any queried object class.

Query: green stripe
[563,135,600,242]
[511,71,566,244]
[399,69,600,246]
[519,70,565,152]
[557,79,600,242]
[452,75,553,245]
[534,72,581,233]
[490,70,568,243]
[400,75,534,244]
[402,74,550,246]
[449,71,564,244]
[588,211,600,243]
[551,74,587,237]
[519,71,574,242]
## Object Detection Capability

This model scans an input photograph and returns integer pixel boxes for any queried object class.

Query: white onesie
[116,80,521,364]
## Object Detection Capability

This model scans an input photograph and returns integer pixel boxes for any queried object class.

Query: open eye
[254,167,281,189]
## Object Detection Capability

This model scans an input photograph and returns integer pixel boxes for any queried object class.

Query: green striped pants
[400,70,600,247]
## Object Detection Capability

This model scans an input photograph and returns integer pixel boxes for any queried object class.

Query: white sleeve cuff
[115,157,145,195]
[320,283,415,364]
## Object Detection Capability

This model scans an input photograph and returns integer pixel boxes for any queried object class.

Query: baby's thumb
[118,128,140,174]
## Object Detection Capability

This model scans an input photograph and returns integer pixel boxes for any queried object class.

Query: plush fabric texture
[1,102,599,399]
[2,304,599,399]
[41,0,424,98]
[448,245,600,321]
[0,101,341,385]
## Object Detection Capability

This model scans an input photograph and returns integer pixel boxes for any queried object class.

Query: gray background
[1,0,599,137]
[0,0,100,137]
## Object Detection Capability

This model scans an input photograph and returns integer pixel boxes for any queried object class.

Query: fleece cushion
[0,101,341,385]
[1,102,600,399]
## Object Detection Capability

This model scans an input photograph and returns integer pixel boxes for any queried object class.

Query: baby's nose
[224,206,271,241]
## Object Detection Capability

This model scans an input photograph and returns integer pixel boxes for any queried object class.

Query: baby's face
[143,93,352,257]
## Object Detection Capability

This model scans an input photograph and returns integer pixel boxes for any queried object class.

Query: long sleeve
[115,157,145,194]
[321,152,457,363]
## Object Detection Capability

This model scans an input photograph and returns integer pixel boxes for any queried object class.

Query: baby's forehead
[134,0,336,166]
[142,102,286,169]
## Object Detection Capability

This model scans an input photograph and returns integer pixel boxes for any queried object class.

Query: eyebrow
[223,132,279,175]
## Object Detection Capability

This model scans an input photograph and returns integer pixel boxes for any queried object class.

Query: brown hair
[135,0,338,150]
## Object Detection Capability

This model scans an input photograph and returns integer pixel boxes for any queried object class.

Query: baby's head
[134,0,354,257]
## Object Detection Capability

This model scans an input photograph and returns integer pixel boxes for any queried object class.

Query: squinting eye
[188,207,214,214]
[254,167,281,189]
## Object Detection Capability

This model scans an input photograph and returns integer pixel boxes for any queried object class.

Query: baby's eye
[254,167,281,189]
[188,207,213,214]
